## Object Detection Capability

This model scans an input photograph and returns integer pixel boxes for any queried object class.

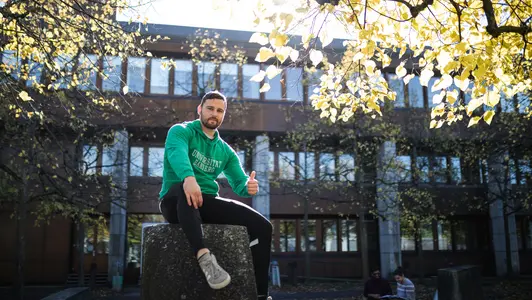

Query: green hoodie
[159,119,251,199]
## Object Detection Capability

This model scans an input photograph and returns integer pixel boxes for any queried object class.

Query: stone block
[141,224,257,300]
[41,287,90,300]
[437,265,484,300]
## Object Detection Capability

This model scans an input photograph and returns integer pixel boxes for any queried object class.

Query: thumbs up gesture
[247,170,259,196]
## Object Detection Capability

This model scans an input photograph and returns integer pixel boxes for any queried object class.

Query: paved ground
[0,286,64,300]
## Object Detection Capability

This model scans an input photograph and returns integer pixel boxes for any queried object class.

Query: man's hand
[247,171,259,196]
[183,176,203,209]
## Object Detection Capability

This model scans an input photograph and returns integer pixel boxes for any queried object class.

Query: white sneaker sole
[208,274,231,289]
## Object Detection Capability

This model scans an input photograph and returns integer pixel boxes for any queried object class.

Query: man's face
[198,99,226,130]
[372,270,381,279]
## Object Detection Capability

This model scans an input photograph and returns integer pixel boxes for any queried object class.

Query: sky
[117,0,352,39]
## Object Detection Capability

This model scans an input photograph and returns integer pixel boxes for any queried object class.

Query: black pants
[160,182,273,296]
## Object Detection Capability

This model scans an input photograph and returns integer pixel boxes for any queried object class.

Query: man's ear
[197,104,201,115]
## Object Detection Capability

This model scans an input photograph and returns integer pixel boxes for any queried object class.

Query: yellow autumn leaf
[259,83,271,93]
[249,32,269,46]
[18,91,33,102]
[483,110,495,125]
[468,116,481,127]
[255,47,275,62]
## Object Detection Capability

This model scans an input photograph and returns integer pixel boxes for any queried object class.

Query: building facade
[0,23,531,286]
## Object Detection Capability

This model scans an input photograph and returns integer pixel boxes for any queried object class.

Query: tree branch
[483,0,531,37]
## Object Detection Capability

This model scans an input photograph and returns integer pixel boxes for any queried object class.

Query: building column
[488,154,519,276]
[108,130,129,284]
[376,141,401,279]
[252,135,270,220]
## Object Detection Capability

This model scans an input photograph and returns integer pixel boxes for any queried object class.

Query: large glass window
[2,50,21,79]
[126,214,166,266]
[338,154,355,181]
[278,152,295,180]
[285,67,303,101]
[82,145,98,175]
[454,220,468,250]
[341,220,358,251]
[264,67,282,100]
[298,152,315,180]
[148,147,164,177]
[437,221,452,250]
[401,227,416,251]
[407,75,424,108]
[319,153,336,181]
[450,157,462,183]
[307,69,323,99]
[127,57,146,93]
[386,73,405,107]
[174,60,193,95]
[78,54,97,90]
[150,58,169,94]
[420,224,434,250]
[517,93,530,114]
[322,220,338,251]
[197,61,216,95]
[300,220,317,252]
[220,63,238,98]
[416,156,430,183]
[129,147,144,176]
[102,56,122,92]
[279,220,296,252]
[397,155,412,182]
[433,156,448,183]
[427,77,441,108]
[101,146,114,175]
[242,64,260,99]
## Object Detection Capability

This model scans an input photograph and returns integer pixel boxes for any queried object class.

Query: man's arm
[223,148,251,197]
[404,281,415,300]
[165,124,195,180]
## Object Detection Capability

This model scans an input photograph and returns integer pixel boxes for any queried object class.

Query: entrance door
[71,217,110,274]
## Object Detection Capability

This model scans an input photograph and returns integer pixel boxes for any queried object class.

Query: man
[363,267,393,299]
[158,91,273,300]
[394,267,415,300]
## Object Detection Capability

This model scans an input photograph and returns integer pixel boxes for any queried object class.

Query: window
[454,220,468,250]
[416,156,430,183]
[78,54,97,90]
[278,152,295,180]
[518,159,531,185]
[401,227,416,251]
[83,145,98,175]
[397,156,412,182]
[407,75,424,108]
[298,152,315,180]
[102,56,121,92]
[341,220,358,251]
[54,55,73,89]
[197,61,216,95]
[129,147,144,176]
[437,221,452,250]
[174,60,193,95]
[517,93,530,114]
[500,92,515,112]
[285,67,303,101]
[268,151,275,175]
[300,220,317,252]
[264,66,282,100]
[427,77,441,108]
[386,73,405,107]
[479,159,488,184]
[26,56,43,88]
[237,150,246,173]
[127,57,146,93]
[242,64,260,99]
[150,58,169,94]
[322,220,338,251]
[420,224,434,250]
[126,214,166,265]
[509,159,517,184]
[450,157,462,183]
[338,154,355,181]
[319,153,336,181]
[148,147,164,177]
[279,220,296,252]
[101,146,114,175]
[2,50,21,79]
[463,81,475,104]
[307,69,323,99]
[433,156,448,183]
[220,63,238,98]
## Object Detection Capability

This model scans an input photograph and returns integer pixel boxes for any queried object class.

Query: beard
[201,115,220,129]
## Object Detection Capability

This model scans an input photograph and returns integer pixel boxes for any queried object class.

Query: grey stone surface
[437,265,484,300]
[40,287,90,300]
[252,135,270,219]
[376,141,401,279]
[141,224,258,300]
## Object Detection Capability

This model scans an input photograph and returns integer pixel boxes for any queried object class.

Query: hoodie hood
[191,119,220,142]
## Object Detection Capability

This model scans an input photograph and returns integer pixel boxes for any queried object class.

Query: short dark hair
[393,267,405,276]
[200,90,227,107]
